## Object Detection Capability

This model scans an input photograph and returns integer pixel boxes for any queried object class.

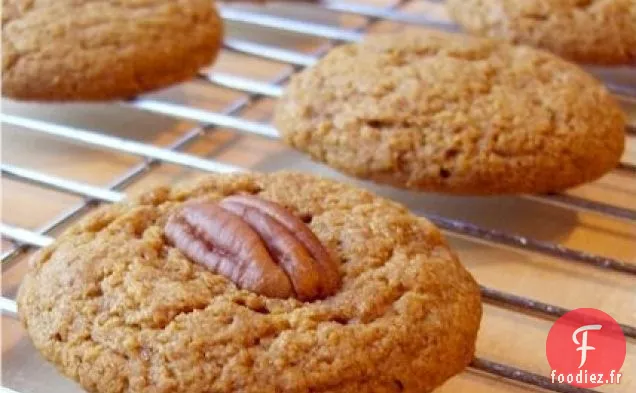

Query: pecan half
[165,196,340,301]
[165,203,293,298]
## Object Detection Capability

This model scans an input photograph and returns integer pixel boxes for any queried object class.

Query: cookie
[446,0,636,65]
[274,30,625,195]
[17,171,481,393]
[2,0,223,101]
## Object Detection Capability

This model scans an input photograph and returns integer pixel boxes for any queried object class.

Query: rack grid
[1,1,635,393]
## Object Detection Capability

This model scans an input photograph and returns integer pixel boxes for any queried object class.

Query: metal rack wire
[1,2,634,393]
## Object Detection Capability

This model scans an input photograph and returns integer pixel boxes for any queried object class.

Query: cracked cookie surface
[446,0,636,65]
[2,0,223,101]
[17,171,481,393]
[274,30,625,195]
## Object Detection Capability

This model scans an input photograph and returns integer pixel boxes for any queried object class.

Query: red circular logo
[546,308,626,388]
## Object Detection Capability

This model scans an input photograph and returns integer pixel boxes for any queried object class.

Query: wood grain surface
[1,1,635,392]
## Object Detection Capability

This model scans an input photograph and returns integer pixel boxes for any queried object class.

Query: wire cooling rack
[1,1,635,393]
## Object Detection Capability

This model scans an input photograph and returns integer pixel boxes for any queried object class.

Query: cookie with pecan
[17,171,481,393]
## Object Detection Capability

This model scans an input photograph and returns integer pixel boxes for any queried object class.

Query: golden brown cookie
[274,30,625,195]
[2,0,223,101]
[17,171,481,393]
[446,0,636,65]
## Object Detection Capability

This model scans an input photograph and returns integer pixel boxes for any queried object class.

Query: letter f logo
[572,324,602,368]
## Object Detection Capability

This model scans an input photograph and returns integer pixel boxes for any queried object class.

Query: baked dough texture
[446,0,636,65]
[17,171,482,393]
[2,0,223,101]
[274,30,625,195]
